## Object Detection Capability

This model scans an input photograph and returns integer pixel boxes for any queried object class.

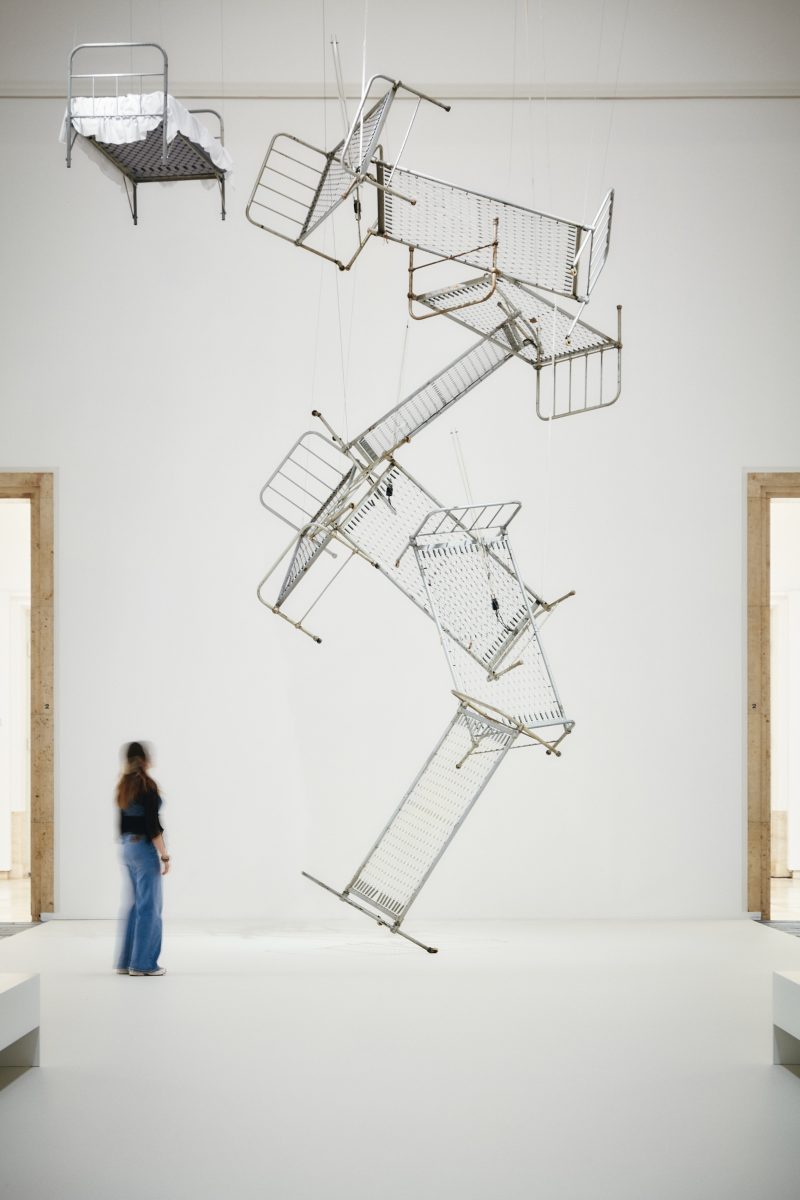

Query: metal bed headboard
[66,42,169,168]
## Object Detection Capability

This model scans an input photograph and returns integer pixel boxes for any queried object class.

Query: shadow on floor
[0,1065,35,1093]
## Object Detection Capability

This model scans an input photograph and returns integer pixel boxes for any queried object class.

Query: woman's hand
[161,857,171,876]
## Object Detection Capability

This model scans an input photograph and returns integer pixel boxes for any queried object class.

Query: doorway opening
[0,475,53,922]
[748,473,800,922]
[770,499,800,919]
[0,500,31,921]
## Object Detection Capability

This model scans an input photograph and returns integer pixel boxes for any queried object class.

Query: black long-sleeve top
[120,787,164,841]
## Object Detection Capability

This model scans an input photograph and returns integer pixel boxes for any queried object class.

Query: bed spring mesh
[352,337,513,463]
[302,96,390,239]
[383,166,585,300]
[348,706,516,920]
[341,89,393,176]
[414,533,566,730]
[416,276,617,364]
[338,467,544,676]
[339,465,440,612]
[94,125,221,180]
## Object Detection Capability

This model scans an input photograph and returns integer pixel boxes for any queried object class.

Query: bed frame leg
[123,177,138,226]
[391,926,439,954]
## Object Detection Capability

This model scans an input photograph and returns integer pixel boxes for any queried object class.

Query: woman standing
[114,741,170,976]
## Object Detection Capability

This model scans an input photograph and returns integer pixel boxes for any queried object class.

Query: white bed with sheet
[63,42,232,224]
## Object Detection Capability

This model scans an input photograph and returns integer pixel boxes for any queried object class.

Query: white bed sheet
[59,92,233,174]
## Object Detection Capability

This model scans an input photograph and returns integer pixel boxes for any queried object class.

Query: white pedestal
[0,973,39,1068]
[773,971,800,1065]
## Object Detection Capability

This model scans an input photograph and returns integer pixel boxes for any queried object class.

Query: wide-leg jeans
[116,833,163,973]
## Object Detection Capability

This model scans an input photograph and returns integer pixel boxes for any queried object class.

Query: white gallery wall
[0,0,799,919]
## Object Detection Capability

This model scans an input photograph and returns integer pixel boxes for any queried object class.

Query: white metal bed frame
[65,42,228,225]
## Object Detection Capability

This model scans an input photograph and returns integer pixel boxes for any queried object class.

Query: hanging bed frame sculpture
[63,43,230,224]
[258,403,576,952]
[246,83,620,419]
[303,503,573,954]
[250,63,623,949]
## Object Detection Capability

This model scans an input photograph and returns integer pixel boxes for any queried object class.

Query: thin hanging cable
[521,0,539,284]
[534,0,551,211]
[309,258,326,414]
[359,0,369,167]
[331,37,350,139]
[391,319,410,447]
[599,0,630,190]
[507,0,519,190]
[580,0,607,226]
[331,228,350,443]
[320,11,349,441]
[539,300,558,595]
[344,262,359,384]
[322,0,329,146]
[451,430,473,505]
[394,319,410,407]
[219,0,226,132]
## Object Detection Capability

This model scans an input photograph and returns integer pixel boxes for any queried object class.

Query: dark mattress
[91,122,224,182]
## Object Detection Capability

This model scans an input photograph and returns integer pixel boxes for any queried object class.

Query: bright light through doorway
[770,498,800,921]
[0,499,31,923]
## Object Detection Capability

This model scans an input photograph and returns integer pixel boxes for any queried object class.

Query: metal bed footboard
[246,131,378,270]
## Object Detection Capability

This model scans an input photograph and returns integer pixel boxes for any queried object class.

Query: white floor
[1,918,800,1199]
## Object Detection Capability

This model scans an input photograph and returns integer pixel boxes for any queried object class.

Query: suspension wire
[322,0,329,146]
[331,37,350,138]
[330,211,350,443]
[309,255,326,414]
[539,299,558,595]
[390,318,411,447]
[451,430,474,505]
[598,0,631,190]
[537,0,551,211]
[219,0,226,132]
[521,0,539,274]
[580,0,607,226]
[344,261,359,405]
[344,1,371,388]
[301,1,334,502]
[507,0,519,190]
[359,0,369,167]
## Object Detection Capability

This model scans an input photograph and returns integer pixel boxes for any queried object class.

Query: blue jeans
[116,834,163,973]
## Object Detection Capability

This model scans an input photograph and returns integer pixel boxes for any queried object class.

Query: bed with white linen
[62,42,232,225]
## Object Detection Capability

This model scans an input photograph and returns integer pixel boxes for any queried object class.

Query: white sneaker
[114,968,129,975]
[129,967,166,976]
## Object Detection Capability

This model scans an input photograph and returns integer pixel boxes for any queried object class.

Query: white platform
[2,919,800,1199]
[774,970,800,1065]
[0,972,39,1069]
